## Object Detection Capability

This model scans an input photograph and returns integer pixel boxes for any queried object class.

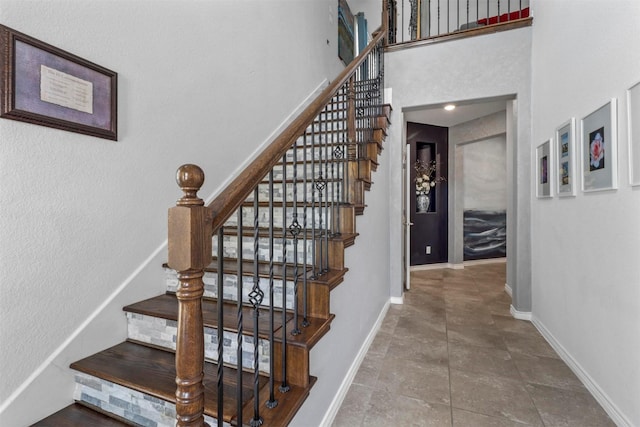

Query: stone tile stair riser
[126,313,270,374]
[166,268,296,310]
[212,234,315,265]
[223,205,333,231]
[74,373,223,427]
[248,181,345,204]
[286,143,349,162]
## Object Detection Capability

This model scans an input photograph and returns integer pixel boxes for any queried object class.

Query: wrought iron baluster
[302,132,310,328]
[236,211,244,427]
[311,121,318,279]
[280,154,290,393]
[249,188,264,427]
[322,105,330,274]
[266,170,278,409]
[290,137,301,336]
[329,95,336,237]
[216,228,224,427]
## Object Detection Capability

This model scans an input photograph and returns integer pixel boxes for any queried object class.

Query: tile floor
[332,263,615,426]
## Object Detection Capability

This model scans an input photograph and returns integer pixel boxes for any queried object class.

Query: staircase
[31,28,390,427]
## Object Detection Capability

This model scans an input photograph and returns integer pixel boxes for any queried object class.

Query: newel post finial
[176,164,205,206]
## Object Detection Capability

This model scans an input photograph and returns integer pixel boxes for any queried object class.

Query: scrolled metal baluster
[302,132,310,328]
[266,170,278,409]
[290,139,301,336]
[236,210,244,427]
[217,228,224,427]
[249,187,264,427]
[310,121,318,279]
[280,154,290,394]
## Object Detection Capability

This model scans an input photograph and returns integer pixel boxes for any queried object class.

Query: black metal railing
[168,26,387,427]
[389,0,529,43]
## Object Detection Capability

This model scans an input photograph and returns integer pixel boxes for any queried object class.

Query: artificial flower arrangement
[415,159,445,195]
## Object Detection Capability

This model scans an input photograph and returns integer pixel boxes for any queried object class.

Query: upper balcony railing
[386,0,530,46]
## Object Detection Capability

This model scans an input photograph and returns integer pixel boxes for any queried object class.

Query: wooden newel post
[168,164,212,427]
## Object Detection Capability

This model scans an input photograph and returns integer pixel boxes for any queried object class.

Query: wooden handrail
[207,26,386,234]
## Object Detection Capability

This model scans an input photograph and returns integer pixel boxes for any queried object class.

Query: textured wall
[530,1,640,425]
[385,27,532,308]
[0,0,348,424]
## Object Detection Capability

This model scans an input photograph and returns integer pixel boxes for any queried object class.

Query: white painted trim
[390,295,404,305]
[531,316,633,427]
[504,282,512,297]
[463,257,507,266]
[0,79,331,417]
[319,300,391,427]
[509,304,532,321]
[0,242,166,414]
[410,262,457,271]
[409,257,506,272]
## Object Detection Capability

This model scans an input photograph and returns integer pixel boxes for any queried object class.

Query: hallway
[332,263,614,426]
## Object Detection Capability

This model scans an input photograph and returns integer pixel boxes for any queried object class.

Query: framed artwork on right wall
[555,118,576,197]
[627,81,640,186]
[581,99,618,192]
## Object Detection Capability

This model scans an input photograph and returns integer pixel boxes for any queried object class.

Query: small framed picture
[536,139,552,198]
[627,82,640,186]
[581,99,617,192]
[555,118,576,197]
[0,24,117,140]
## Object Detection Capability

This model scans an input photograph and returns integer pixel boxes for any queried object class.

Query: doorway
[406,122,449,265]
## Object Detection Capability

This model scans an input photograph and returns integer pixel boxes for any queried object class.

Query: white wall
[0,0,352,424]
[385,27,532,310]
[530,1,640,425]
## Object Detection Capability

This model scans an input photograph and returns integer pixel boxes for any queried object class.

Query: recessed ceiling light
[444,104,456,111]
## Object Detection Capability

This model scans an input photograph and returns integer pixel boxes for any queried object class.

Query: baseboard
[509,304,532,321]
[319,300,391,427]
[531,316,633,427]
[390,295,404,305]
[504,283,512,297]
[463,257,507,266]
[410,262,458,271]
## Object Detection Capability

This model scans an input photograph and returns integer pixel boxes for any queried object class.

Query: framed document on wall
[1,24,117,140]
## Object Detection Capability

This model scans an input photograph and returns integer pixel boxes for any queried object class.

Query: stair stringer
[288,119,393,426]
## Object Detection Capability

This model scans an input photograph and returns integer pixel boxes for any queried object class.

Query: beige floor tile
[512,352,586,392]
[376,358,450,405]
[525,383,616,427]
[448,341,521,381]
[332,383,374,427]
[452,408,537,426]
[450,369,543,426]
[363,389,452,427]
[334,264,614,427]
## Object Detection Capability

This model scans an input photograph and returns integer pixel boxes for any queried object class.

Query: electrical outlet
[426,246,431,255]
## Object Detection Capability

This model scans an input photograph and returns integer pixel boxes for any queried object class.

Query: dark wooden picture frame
[1,24,117,140]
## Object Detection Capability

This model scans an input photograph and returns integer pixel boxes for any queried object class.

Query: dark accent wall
[408,122,448,265]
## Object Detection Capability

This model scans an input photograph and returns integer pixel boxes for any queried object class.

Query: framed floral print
[581,99,617,192]
[555,118,576,197]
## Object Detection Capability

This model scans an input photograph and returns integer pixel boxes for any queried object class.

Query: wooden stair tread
[70,341,266,423]
[123,293,292,339]
[31,403,132,426]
